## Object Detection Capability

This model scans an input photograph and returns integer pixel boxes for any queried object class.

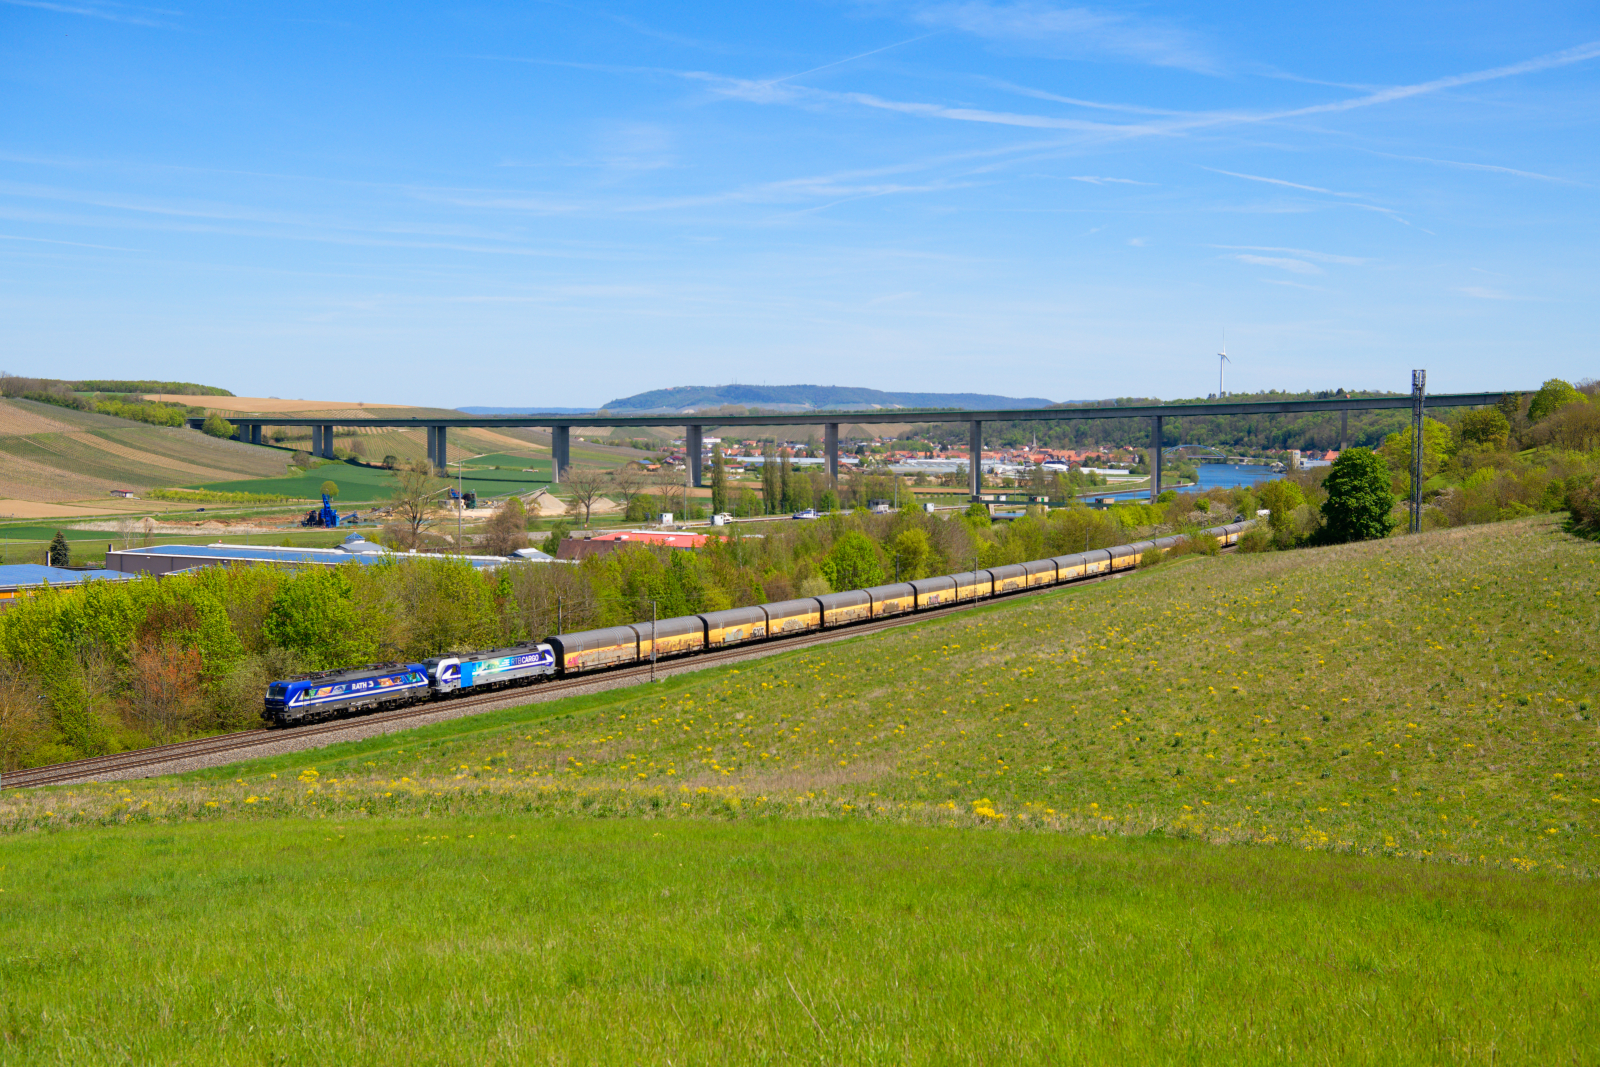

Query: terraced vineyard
[0,399,288,501]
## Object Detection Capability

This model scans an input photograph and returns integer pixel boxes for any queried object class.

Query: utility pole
[1409,370,1426,534]
[651,599,657,684]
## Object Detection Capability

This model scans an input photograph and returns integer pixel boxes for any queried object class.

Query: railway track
[2,563,1151,791]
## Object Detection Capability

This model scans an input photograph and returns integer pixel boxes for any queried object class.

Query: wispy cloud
[1068,175,1156,185]
[1203,168,1361,198]
[479,38,1600,151]
[977,78,1194,116]
[1261,39,1600,121]
[1232,254,1321,275]
[1213,244,1369,265]
[1262,279,1329,292]
[1368,151,1585,186]
[911,1,1217,73]
[1458,285,1519,300]
[0,0,176,26]
[0,232,142,251]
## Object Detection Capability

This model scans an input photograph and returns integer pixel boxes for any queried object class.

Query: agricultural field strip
[4,433,226,487]
[7,568,1140,787]
[65,433,252,481]
[96,428,285,476]
[0,403,77,437]
[0,449,121,501]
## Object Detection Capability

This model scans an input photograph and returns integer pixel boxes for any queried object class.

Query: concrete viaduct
[193,384,1513,504]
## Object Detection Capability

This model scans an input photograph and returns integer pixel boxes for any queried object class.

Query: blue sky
[1,1,1596,407]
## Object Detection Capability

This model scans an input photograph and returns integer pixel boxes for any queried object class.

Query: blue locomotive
[264,662,429,726]
[423,643,556,693]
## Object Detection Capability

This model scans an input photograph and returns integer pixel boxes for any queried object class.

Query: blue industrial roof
[117,543,515,570]
[120,544,363,564]
[0,565,135,589]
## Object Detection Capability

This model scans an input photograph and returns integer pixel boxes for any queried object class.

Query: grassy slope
[6,516,1597,876]
[1,819,1594,1064]
[4,517,1600,1061]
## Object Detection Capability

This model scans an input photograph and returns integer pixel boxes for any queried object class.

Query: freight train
[262,520,1250,726]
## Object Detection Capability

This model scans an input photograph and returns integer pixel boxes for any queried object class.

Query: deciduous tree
[388,467,443,544]
[1528,378,1585,423]
[564,467,610,527]
[709,445,728,514]
[482,496,529,555]
[761,441,779,514]
[819,531,885,591]
[1320,448,1396,543]
[609,464,647,514]
[1379,417,1453,481]
[1458,408,1510,450]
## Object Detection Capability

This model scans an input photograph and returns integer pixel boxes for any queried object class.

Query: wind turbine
[1218,340,1231,398]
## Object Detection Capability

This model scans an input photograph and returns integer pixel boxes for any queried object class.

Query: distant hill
[601,385,1056,413]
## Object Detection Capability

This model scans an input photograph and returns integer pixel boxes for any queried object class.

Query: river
[1090,462,1282,502]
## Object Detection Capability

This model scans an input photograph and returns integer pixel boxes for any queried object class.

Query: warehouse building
[105,534,544,577]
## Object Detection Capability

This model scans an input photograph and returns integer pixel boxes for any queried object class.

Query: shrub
[1237,527,1274,553]
[1569,477,1600,533]
[200,414,236,439]
[1139,546,1164,568]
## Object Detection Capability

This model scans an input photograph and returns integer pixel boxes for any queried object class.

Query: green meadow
[3,515,1599,1062]
[1,818,1595,1064]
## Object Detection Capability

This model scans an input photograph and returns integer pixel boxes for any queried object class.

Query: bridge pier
[1340,408,1348,451]
[310,424,322,456]
[427,425,450,474]
[321,423,335,459]
[1150,415,1163,503]
[551,425,570,484]
[825,423,839,486]
[687,424,703,487]
[250,423,262,445]
[968,421,982,500]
